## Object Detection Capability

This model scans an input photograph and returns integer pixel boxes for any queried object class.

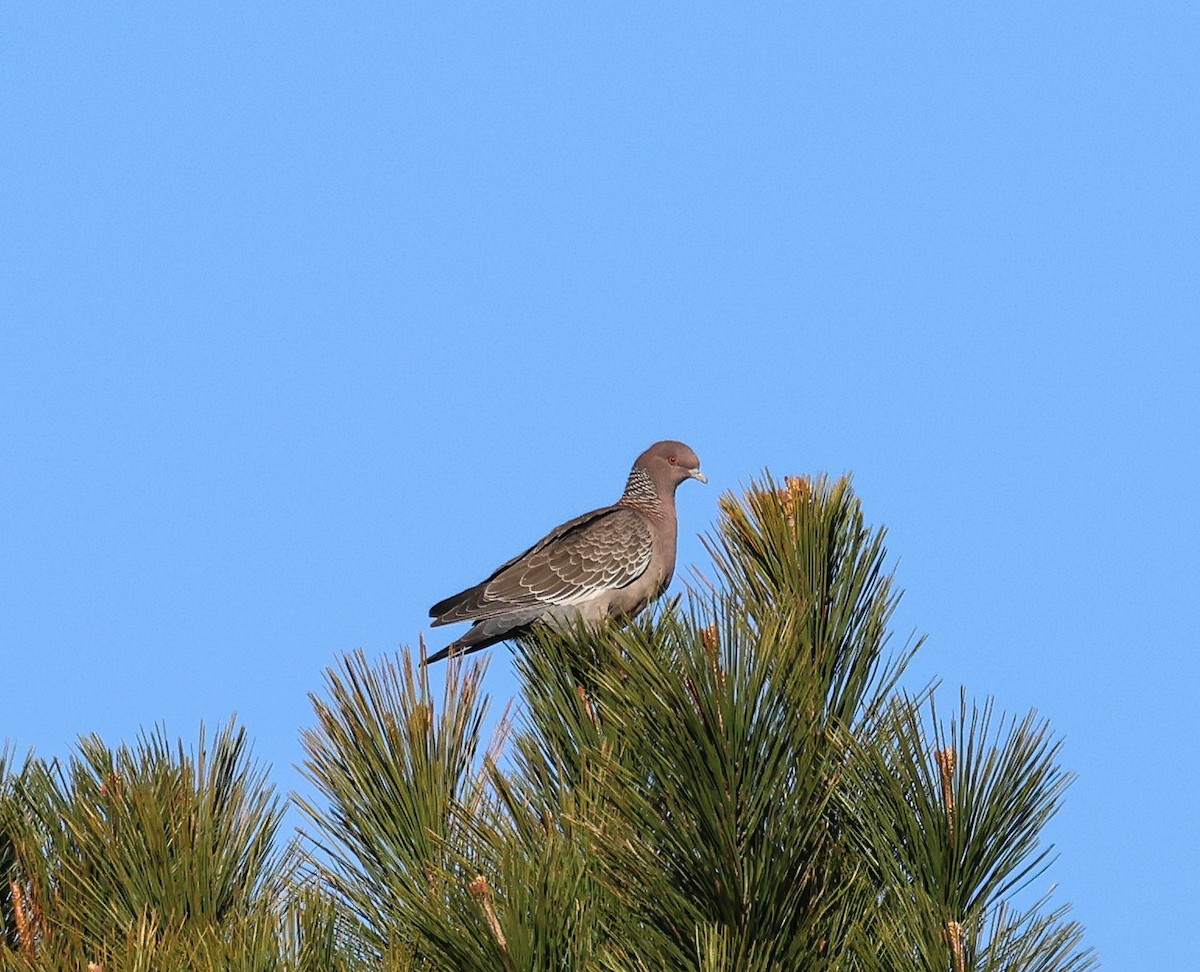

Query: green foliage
[704,474,915,727]
[1,744,25,953]
[0,720,290,971]
[0,473,1095,971]
[294,647,496,967]
[845,692,1091,972]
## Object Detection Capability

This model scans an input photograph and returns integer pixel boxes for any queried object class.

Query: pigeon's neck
[618,466,672,518]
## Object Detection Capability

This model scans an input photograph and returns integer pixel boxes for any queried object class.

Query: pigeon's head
[635,440,707,491]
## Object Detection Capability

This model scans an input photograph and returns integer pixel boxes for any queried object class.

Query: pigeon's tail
[422,638,485,666]
[423,605,553,665]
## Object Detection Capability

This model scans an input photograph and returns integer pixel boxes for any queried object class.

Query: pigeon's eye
[668,456,677,464]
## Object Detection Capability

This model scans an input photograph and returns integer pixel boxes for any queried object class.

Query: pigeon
[424,441,707,664]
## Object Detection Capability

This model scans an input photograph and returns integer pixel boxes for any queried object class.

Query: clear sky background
[3,4,1197,967]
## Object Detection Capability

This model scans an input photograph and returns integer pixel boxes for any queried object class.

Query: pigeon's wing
[429,507,609,620]
[429,506,653,625]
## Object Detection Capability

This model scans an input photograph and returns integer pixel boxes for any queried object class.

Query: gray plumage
[425,441,706,664]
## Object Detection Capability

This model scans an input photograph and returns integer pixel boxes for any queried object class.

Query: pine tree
[0,474,1095,970]
[296,474,1095,971]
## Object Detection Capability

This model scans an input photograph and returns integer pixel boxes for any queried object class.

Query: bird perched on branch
[425,441,707,664]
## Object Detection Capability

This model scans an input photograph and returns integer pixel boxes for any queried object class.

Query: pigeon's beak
[689,468,708,484]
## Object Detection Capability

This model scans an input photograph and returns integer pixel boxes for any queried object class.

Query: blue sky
[3,3,1197,965]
